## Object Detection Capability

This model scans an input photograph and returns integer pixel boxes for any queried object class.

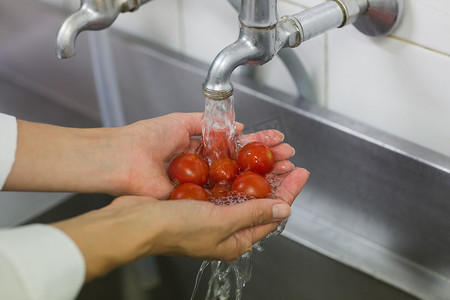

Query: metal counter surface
[1,0,449,298]
[108,32,450,299]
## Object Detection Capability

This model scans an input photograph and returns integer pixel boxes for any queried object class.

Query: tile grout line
[389,35,450,58]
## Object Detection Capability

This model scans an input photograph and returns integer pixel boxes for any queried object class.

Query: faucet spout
[203,0,300,101]
[202,34,270,100]
[56,0,153,59]
[56,5,116,59]
[203,0,403,101]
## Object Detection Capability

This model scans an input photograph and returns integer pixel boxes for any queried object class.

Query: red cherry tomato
[237,142,275,175]
[168,153,209,186]
[210,184,232,199]
[209,158,239,184]
[170,183,210,201]
[231,171,271,199]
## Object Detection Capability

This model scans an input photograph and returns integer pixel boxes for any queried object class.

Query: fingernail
[269,132,284,142]
[272,204,291,219]
[291,147,296,157]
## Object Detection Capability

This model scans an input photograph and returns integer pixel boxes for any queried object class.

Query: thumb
[226,199,291,232]
[169,113,203,136]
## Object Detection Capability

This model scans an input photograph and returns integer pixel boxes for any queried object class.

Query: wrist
[4,120,121,194]
[52,202,155,281]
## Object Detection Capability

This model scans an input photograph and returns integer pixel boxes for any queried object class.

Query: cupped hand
[53,167,309,281]
[145,167,309,261]
[112,113,293,199]
[111,113,205,198]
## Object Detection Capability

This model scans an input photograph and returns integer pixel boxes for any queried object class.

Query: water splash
[190,221,287,300]
[205,252,253,300]
[191,96,287,299]
[190,261,211,300]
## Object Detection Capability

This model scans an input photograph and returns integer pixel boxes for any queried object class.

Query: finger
[219,222,280,261]
[249,222,281,245]
[169,113,204,136]
[224,199,291,234]
[272,160,295,174]
[240,130,284,147]
[187,137,202,153]
[235,122,244,134]
[275,168,310,205]
[107,196,157,209]
[271,143,295,161]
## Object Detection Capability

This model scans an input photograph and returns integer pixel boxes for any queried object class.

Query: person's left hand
[108,113,206,198]
[4,113,294,199]
[53,167,309,281]
[110,113,292,199]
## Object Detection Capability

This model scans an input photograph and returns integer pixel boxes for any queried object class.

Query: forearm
[51,197,166,281]
[3,120,121,194]
[49,194,296,282]
[51,207,151,281]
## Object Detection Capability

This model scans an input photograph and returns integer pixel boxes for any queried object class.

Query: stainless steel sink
[2,1,449,299]
[107,32,450,299]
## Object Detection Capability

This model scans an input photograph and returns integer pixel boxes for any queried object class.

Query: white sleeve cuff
[0,224,86,300]
[0,113,17,190]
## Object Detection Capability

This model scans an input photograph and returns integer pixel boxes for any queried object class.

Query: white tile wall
[394,0,450,56]
[113,0,183,53]
[327,26,450,157]
[182,0,239,62]
[258,1,328,105]
[40,0,450,157]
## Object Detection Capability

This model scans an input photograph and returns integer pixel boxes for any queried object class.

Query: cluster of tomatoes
[168,138,276,202]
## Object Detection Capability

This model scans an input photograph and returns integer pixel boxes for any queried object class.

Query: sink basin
[153,236,420,300]
[3,1,449,298]
[107,31,450,299]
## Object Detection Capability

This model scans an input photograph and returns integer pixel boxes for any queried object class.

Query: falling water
[190,221,287,300]
[200,96,237,164]
[190,97,288,300]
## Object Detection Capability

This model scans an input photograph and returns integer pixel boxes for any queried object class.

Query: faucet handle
[56,0,152,59]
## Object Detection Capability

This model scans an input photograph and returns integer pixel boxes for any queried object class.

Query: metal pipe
[227,0,316,104]
[203,0,403,101]
[56,0,153,59]
[290,1,345,43]
[202,37,262,100]
[240,0,278,28]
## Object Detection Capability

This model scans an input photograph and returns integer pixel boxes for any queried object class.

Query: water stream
[190,97,287,300]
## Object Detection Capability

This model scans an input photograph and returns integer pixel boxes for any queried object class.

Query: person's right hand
[52,167,309,282]
[4,113,296,200]
[110,113,293,199]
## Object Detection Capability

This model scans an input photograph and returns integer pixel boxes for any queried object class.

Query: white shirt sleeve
[0,113,86,299]
[0,224,86,300]
[0,113,17,190]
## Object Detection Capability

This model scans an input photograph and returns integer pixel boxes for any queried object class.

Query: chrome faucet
[56,0,153,59]
[203,0,403,100]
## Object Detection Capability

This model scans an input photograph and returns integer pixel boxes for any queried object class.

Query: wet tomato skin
[210,184,232,199]
[231,171,271,199]
[237,142,275,175]
[168,153,209,186]
[209,158,239,184]
[170,183,210,201]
